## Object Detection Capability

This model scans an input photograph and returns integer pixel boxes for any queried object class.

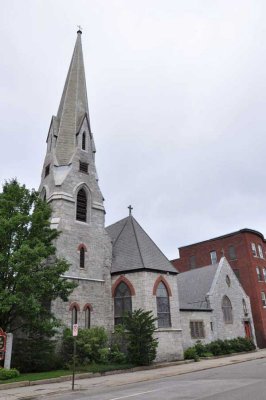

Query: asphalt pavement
[1,349,266,400]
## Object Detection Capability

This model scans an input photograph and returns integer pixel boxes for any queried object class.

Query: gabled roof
[177,263,219,310]
[106,216,177,275]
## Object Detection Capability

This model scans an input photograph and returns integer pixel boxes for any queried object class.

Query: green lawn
[0,364,135,384]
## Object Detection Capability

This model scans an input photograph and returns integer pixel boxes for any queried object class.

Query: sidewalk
[1,349,266,400]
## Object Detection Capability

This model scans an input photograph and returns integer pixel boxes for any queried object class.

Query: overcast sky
[1,0,266,260]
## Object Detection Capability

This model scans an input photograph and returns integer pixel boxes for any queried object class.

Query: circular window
[226,275,231,287]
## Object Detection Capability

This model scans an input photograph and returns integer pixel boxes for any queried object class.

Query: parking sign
[72,324,78,337]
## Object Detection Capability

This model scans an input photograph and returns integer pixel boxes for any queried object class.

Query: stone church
[38,31,255,361]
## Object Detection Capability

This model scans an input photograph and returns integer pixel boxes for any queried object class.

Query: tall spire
[55,30,90,165]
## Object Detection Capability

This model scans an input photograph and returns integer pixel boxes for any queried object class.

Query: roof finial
[77,25,82,34]
[221,248,225,257]
[128,205,133,216]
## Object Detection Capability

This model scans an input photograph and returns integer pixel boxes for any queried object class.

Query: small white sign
[72,324,78,337]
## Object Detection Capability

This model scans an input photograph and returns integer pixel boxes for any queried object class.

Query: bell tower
[39,30,113,330]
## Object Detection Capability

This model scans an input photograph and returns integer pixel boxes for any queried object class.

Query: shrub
[207,340,223,356]
[201,352,213,358]
[111,325,128,355]
[123,309,158,366]
[230,337,256,353]
[187,337,256,361]
[98,348,110,364]
[0,368,20,380]
[12,336,61,373]
[109,349,127,364]
[184,347,199,361]
[61,327,108,365]
[194,341,206,357]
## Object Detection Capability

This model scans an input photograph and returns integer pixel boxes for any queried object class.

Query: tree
[123,309,158,365]
[0,179,76,336]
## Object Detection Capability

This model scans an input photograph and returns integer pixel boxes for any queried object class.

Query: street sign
[72,324,78,337]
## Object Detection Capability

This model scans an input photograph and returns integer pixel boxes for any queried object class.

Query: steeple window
[45,164,50,177]
[80,247,85,268]
[41,188,46,202]
[76,188,87,222]
[82,131,86,150]
[79,161,88,173]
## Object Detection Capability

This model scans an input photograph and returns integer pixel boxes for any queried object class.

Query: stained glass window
[156,282,171,328]
[114,282,132,325]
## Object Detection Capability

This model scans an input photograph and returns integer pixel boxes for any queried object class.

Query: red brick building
[172,229,266,348]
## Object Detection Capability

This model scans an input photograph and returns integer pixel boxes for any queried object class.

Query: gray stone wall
[209,258,256,345]
[111,272,184,361]
[40,114,113,333]
[179,258,256,350]
[180,311,213,350]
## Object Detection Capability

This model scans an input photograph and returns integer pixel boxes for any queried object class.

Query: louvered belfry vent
[79,161,88,173]
[76,188,87,222]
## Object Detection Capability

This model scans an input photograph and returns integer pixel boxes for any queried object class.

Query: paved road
[27,358,266,400]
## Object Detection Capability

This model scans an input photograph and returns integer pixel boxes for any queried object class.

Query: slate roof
[177,263,219,310]
[55,31,90,165]
[106,216,177,275]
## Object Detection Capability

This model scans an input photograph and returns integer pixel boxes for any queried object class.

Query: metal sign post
[72,324,78,391]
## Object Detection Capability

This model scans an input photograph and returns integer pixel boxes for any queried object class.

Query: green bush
[186,337,256,361]
[0,368,20,380]
[184,347,199,361]
[123,309,158,366]
[200,352,213,358]
[98,348,110,364]
[12,336,61,373]
[207,340,223,356]
[194,341,206,357]
[61,327,108,365]
[109,346,127,364]
[230,337,256,353]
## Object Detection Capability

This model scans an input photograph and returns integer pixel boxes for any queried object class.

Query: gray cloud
[1,0,266,260]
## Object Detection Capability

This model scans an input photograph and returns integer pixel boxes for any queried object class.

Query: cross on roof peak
[128,205,133,216]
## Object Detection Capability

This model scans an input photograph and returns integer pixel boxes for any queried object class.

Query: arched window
[156,282,171,328]
[85,307,91,328]
[71,306,78,326]
[80,247,85,269]
[114,282,132,325]
[82,131,86,150]
[76,188,87,222]
[242,299,248,315]
[222,296,233,324]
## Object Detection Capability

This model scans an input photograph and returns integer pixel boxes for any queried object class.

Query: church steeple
[55,30,90,165]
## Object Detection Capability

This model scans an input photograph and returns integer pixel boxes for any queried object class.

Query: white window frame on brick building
[251,242,257,257]
[210,251,217,265]
[256,267,263,282]
[263,268,266,282]
[258,244,264,259]
[261,291,266,308]
[228,245,237,260]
